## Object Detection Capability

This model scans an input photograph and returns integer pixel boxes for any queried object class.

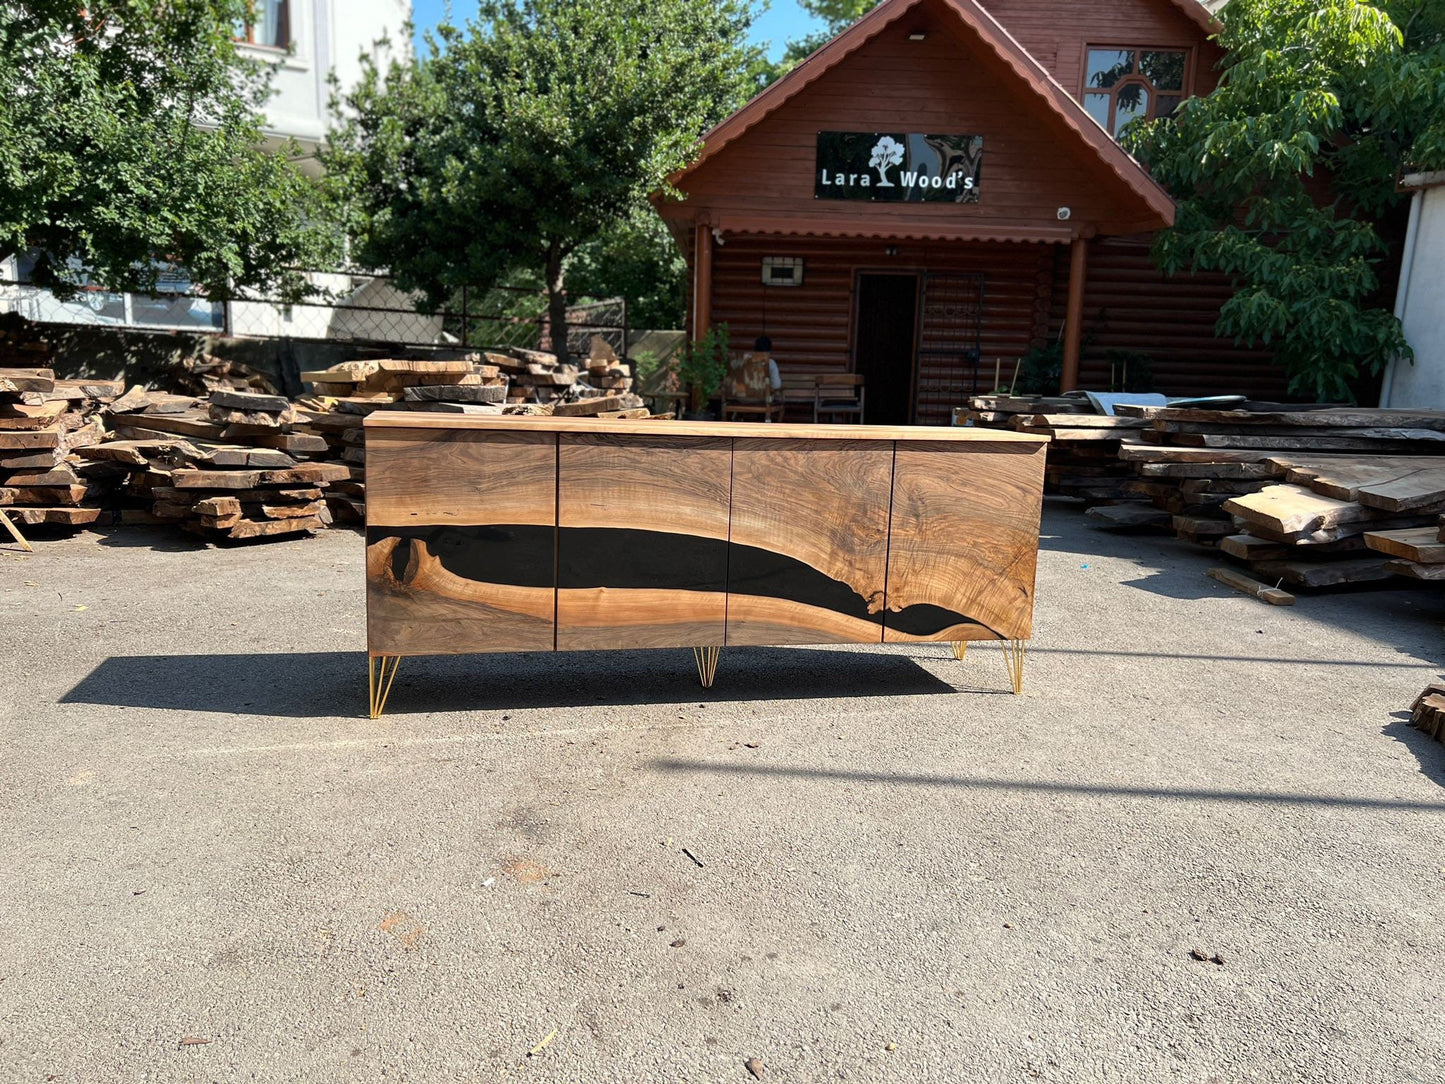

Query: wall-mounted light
[907,31,927,41]
[885,246,900,256]
[712,227,726,245]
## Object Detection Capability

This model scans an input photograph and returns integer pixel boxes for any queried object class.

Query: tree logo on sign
[869,136,904,187]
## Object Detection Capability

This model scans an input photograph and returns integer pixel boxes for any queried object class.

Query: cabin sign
[815,132,983,203]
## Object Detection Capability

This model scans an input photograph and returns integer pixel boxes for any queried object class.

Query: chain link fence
[0,269,628,356]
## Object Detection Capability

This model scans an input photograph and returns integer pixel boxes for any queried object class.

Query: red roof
[669,0,1179,231]
[1165,0,1222,36]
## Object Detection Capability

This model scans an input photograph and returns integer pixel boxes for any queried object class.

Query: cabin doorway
[853,272,920,426]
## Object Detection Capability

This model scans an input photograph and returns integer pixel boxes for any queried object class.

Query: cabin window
[235,0,291,50]
[1082,48,1187,137]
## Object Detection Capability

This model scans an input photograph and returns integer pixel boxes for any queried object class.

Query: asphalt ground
[1,500,1442,1083]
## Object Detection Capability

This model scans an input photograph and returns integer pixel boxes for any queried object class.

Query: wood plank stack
[1408,684,1445,745]
[295,349,659,526]
[0,367,124,531]
[166,353,280,398]
[296,356,512,524]
[301,357,508,413]
[955,395,1145,507]
[160,460,349,541]
[83,386,347,540]
[1096,404,1445,587]
[485,347,643,410]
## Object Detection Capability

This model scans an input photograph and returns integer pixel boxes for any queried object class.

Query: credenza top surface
[363,412,1048,444]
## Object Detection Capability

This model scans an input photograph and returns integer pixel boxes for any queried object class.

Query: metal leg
[0,509,32,552]
[950,641,968,660]
[368,655,402,719]
[1001,639,1026,695]
[692,646,721,689]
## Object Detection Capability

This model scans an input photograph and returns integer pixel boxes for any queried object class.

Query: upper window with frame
[1082,48,1187,138]
[235,0,291,50]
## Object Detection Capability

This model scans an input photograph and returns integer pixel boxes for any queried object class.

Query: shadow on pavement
[61,646,961,718]
[650,758,1445,811]
[1383,718,1445,790]
[897,645,1437,670]
[90,525,213,552]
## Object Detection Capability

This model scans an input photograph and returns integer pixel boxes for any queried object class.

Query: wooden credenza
[363,414,1047,715]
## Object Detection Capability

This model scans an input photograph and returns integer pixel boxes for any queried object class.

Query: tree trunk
[545,243,568,361]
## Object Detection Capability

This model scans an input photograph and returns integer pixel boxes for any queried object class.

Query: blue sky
[408,1,825,61]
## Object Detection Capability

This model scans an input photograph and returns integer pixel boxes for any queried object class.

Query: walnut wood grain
[364,411,1047,446]
[883,442,1046,642]
[361,422,1048,667]
[365,426,558,654]
[365,428,557,527]
[727,437,891,645]
[366,532,556,655]
[557,434,730,649]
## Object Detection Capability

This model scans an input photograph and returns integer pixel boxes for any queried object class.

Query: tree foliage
[1126,0,1445,400]
[325,0,760,354]
[0,1,332,301]
[779,0,876,69]
[567,211,688,331]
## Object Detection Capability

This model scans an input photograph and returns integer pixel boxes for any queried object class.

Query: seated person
[725,336,782,401]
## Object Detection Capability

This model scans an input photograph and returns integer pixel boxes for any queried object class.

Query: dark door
[853,273,919,426]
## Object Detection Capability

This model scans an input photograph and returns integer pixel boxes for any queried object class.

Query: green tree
[0,1,333,302]
[779,0,875,68]
[326,0,759,356]
[567,211,688,331]
[1125,0,1445,400]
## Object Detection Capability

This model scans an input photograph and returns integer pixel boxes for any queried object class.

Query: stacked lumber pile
[955,396,1145,507]
[301,357,509,416]
[490,344,644,411]
[295,356,512,524]
[1364,493,1445,584]
[1102,444,1282,537]
[1,367,123,532]
[165,353,280,398]
[1408,684,1445,745]
[158,459,349,541]
[80,386,347,540]
[1096,405,1445,587]
[296,349,660,524]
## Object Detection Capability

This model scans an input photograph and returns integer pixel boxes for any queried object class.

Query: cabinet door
[557,433,731,650]
[728,438,892,645]
[366,428,557,655]
[884,441,1045,643]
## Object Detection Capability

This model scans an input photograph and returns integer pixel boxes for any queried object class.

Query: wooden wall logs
[363,415,1047,658]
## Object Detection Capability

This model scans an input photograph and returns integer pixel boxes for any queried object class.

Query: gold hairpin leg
[1001,639,1026,695]
[368,654,402,719]
[692,646,720,689]
[950,640,968,660]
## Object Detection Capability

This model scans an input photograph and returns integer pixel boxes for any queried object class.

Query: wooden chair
[720,352,784,423]
[813,373,865,424]
[638,363,690,418]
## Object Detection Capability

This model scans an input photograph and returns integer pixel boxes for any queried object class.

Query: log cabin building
[653,0,1282,424]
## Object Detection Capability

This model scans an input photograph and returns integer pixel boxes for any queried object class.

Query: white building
[1380,171,1445,408]
[238,0,412,169]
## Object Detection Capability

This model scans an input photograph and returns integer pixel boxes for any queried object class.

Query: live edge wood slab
[363,413,1047,716]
